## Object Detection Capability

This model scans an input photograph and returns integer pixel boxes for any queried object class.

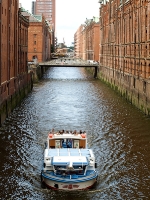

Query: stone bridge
[39,59,99,78]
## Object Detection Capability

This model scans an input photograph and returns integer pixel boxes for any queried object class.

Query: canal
[0,67,150,199]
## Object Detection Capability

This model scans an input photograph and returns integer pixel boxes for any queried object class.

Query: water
[0,67,150,200]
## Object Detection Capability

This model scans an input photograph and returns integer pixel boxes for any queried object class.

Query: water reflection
[0,67,150,199]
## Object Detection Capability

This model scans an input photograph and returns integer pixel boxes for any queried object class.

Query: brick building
[0,0,32,124]
[35,0,56,50]
[74,25,84,58]
[74,17,100,61]
[84,17,100,61]
[99,0,150,115]
[18,8,29,74]
[21,10,51,63]
[0,0,18,100]
[35,0,55,29]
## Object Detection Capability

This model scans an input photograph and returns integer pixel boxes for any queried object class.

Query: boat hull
[41,171,97,190]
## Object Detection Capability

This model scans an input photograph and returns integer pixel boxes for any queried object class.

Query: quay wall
[0,73,33,126]
[0,64,46,126]
[87,66,150,116]
[97,66,150,116]
[29,64,43,83]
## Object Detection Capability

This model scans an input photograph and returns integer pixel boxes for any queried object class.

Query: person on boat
[67,139,72,148]
[60,130,64,134]
[51,128,55,133]
[62,139,67,148]
[73,130,77,134]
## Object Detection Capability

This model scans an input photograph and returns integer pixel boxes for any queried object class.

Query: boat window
[74,140,79,148]
[62,139,72,148]
[55,140,61,148]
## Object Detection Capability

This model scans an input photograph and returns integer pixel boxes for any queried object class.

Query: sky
[19,0,100,46]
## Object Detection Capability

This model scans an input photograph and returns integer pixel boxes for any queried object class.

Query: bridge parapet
[39,59,99,78]
[39,59,99,67]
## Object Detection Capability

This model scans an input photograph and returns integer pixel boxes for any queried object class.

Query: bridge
[39,58,99,78]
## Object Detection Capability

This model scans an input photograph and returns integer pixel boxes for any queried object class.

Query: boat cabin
[47,133,87,149]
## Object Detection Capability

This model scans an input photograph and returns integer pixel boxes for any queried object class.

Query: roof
[52,156,88,166]
[33,15,42,22]
[48,133,86,140]
[48,148,92,157]
[20,8,43,23]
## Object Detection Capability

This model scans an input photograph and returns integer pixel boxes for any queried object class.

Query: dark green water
[0,67,150,199]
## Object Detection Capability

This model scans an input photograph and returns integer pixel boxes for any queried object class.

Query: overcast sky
[19,0,100,46]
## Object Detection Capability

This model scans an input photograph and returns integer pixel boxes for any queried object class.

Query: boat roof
[52,156,88,166]
[47,148,92,157]
[48,133,86,140]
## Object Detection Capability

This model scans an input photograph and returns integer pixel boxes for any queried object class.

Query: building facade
[0,0,18,94]
[35,0,55,50]
[74,17,100,61]
[99,0,150,115]
[21,10,51,63]
[35,0,55,29]
[18,8,29,75]
[84,18,100,61]
[0,0,32,125]
[74,25,84,58]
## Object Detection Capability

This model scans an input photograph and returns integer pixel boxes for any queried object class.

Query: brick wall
[99,0,150,115]
[25,15,51,63]
[0,1,32,125]
[75,19,100,61]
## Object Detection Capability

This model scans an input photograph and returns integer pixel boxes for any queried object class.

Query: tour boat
[41,130,98,190]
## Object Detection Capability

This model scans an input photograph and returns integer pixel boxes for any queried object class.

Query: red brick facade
[74,18,100,61]
[74,25,84,58]
[28,16,51,62]
[18,8,29,74]
[0,0,18,96]
[21,12,51,63]
[0,1,32,124]
[86,20,100,61]
[99,0,150,115]
[100,0,150,79]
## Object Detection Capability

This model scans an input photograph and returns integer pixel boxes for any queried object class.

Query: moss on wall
[0,82,32,126]
[86,66,150,117]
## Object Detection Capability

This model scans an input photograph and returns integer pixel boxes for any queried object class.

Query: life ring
[81,133,86,138]
[49,133,53,138]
